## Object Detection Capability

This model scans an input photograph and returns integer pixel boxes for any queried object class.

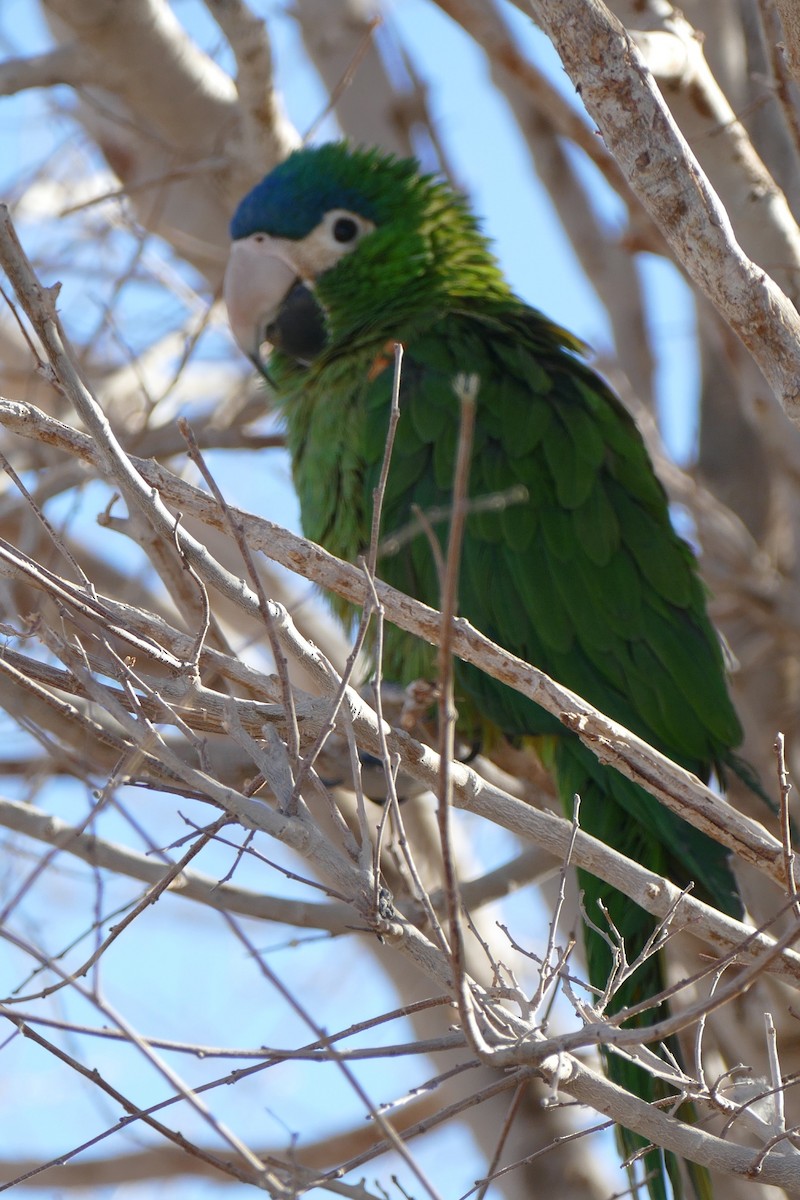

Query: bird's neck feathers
[312,178,515,349]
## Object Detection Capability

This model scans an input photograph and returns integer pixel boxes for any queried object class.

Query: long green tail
[554,737,740,1200]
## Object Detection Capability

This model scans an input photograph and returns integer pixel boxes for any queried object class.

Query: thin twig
[178,416,302,773]
[435,374,480,1048]
[775,730,800,918]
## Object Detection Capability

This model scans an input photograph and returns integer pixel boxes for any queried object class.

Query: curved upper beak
[223,233,300,370]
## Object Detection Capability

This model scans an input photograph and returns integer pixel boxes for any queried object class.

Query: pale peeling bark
[3,3,800,1198]
[524,0,800,423]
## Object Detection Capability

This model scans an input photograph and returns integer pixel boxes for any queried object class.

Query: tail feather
[555,737,735,1200]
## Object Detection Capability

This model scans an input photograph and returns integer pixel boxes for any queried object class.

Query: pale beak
[223,233,300,371]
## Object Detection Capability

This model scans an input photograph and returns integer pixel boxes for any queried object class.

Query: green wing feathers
[368,310,743,790]
[363,309,743,1198]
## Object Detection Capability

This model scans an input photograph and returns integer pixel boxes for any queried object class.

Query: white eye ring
[320,209,373,251]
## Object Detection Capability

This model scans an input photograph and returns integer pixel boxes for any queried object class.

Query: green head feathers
[226,143,514,360]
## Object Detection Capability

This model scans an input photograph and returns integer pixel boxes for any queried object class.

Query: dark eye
[333,217,359,244]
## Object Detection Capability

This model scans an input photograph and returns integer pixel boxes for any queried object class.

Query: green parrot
[225,142,745,1198]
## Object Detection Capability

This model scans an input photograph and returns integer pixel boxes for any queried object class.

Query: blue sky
[0,3,699,1197]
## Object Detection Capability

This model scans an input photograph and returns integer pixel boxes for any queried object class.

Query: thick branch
[0,396,783,885]
[525,0,800,422]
